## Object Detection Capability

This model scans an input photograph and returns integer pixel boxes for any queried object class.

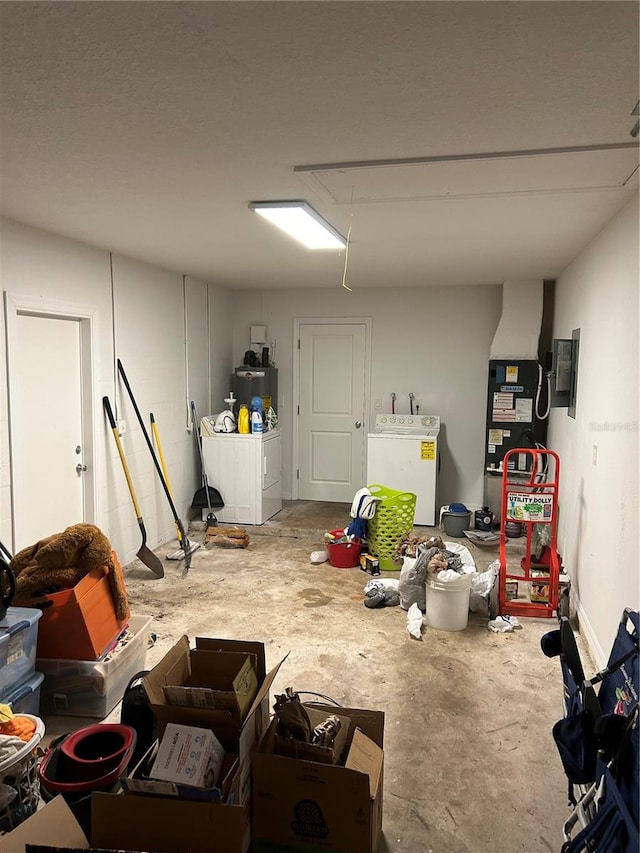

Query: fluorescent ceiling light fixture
[249,201,346,249]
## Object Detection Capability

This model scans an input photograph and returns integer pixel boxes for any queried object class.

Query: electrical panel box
[548,332,580,417]
[549,338,572,408]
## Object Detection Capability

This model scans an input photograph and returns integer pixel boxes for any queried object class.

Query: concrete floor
[46,501,589,851]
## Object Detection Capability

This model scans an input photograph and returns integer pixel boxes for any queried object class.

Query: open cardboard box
[141,636,284,806]
[83,636,285,853]
[253,703,385,853]
[0,797,89,853]
[162,647,258,722]
[273,706,352,765]
[92,788,250,853]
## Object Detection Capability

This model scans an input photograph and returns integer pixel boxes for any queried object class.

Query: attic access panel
[296,145,639,203]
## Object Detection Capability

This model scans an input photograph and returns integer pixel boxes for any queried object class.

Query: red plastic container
[326,529,362,568]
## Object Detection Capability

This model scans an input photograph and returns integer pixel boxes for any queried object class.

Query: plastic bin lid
[1,670,45,704]
[1,607,43,630]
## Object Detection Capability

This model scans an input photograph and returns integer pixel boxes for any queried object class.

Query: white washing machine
[367,414,441,526]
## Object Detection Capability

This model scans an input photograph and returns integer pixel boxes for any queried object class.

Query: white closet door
[12,313,85,548]
[298,323,366,502]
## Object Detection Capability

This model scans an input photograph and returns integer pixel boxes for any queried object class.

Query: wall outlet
[117,419,126,436]
[374,398,382,410]
[592,444,598,466]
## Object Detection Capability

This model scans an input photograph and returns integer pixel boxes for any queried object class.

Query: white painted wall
[231,285,503,508]
[0,218,230,565]
[547,193,639,665]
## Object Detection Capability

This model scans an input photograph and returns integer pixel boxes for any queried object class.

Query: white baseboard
[575,596,607,670]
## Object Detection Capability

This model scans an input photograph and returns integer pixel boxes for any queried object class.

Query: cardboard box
[252,704,385,853]
[530,569,550,603]
[359,554,381,575]
[142,636,284,807]
[151,723,225,789]
[29,552,129,661]
[162,648,258,722]
[0,796,89,853]
[121,738,239,803]
[505,580,519,601]
[273,707,352,766]
[91,789,251,853]
[0,791,245,853]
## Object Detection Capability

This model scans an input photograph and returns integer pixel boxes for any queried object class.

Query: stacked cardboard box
[3,639,386,853]
[91,635,284,853]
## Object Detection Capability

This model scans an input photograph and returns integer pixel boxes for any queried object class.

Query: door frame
[292,316,372,501]
[4,292,99,550]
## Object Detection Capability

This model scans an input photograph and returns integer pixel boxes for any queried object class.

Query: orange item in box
[33,552,130,661]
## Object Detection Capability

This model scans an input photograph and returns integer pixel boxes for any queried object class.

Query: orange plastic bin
[326,529,362,568]
[28,552,129,661]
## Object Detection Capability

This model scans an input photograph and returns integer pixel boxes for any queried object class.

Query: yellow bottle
[238,405,250,434]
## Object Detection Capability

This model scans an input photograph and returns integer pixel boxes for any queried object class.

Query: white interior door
[7,303,94,550]
[297,322,367,502]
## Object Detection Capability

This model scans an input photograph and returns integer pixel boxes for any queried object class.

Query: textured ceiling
[1,1,638,290]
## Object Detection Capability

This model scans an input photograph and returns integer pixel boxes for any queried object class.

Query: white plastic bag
[398,556,427,611]
[310,549,329,564]
[488,615,522,633]
[407,603,425,640]
[469,562,499,613]
[442,541,476,573]
[363,578,399,593]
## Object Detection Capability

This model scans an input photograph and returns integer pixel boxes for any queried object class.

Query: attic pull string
[341,186,355,292]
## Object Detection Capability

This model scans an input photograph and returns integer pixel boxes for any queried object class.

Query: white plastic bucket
[425,573,472,631]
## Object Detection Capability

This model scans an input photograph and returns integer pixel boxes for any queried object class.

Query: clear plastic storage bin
[0,608,42,698]
[0,671,44,716]
[37,614,152,718]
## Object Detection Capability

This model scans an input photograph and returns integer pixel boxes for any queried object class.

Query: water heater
[231,366,278,413]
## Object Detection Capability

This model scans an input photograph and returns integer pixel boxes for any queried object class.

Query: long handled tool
[190,400,224,527]
[150,412,200,562]
[0,540,16,621]
[116,359,193,572]
[103,396,164,578]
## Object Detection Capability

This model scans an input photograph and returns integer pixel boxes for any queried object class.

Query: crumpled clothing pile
[394,534,444,562]
[0,734,27,764]
[426,548,463,576]
[395,535,463,573]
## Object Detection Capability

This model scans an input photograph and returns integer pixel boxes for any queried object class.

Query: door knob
[355,421,362,429]
[75,463,87,474]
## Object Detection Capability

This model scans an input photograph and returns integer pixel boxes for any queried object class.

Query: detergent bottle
[237,405,250,434]
[250,396,264,434]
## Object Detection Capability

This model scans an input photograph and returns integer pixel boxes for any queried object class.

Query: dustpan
[191,485,225,510]
[190,401,225,520]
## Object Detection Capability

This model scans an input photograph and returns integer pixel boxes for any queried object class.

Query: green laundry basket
[366,485,417,571]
